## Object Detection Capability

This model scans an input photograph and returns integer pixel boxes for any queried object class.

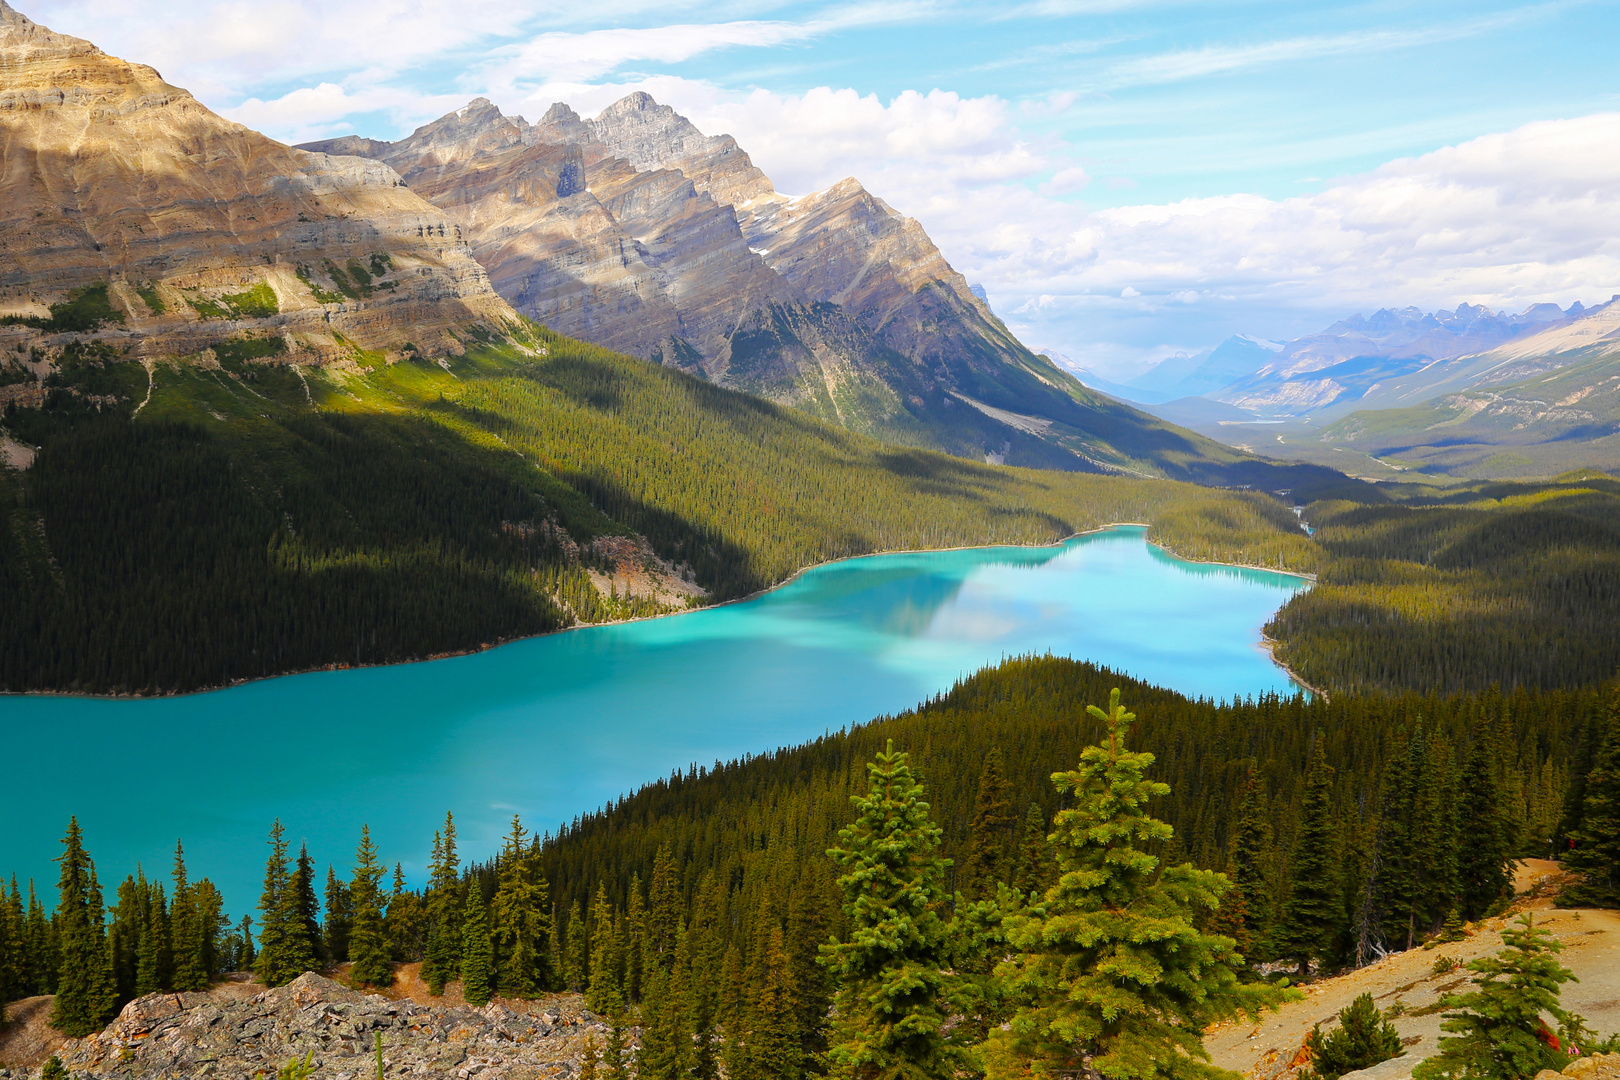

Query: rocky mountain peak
[534,101,593,145]
[0,0,99,60]
[587,92,712,171]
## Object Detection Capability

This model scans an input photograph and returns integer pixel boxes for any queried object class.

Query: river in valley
[1,526,1309,911]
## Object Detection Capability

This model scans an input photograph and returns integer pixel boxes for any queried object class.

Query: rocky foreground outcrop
[8,974,620,1080]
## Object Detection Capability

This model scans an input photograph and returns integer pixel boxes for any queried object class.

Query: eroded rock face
[33,974,625,1080]
[0,1,516,364]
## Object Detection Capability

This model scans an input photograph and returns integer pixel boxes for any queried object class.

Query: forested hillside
[0,321,1331,695]
[1270,473,1620,694]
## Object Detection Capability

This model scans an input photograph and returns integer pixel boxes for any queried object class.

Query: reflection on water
[0,526,1308,912]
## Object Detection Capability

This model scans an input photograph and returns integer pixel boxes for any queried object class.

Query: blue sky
[31,0,1620,373]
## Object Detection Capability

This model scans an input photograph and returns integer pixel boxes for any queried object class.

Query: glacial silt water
[0,526,1308,910]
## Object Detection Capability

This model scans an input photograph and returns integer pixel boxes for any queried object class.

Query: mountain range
[296,94,1309,480]
[1070,298,1620,478]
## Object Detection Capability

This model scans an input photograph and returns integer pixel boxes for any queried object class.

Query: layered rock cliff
[301,94,1236,474]
[0,1,516,369]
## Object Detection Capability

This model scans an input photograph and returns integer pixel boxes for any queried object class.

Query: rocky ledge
[9,974,621,1080]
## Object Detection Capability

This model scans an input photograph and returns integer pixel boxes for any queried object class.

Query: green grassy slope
[0,321,1323,694]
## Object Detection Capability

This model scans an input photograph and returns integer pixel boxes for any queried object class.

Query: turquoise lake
[1,526,1308,912]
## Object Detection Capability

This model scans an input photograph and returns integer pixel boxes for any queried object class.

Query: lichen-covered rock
[34,974,627,1080]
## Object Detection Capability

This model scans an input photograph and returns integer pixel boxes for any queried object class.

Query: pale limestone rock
[0,1,516,364]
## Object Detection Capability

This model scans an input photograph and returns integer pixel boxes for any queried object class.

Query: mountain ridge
[299,94,1335,482]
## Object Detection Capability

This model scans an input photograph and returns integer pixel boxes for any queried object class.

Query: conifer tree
[422,815,462,994]
[26,880,55,995]
[0,876,19,1011]
[586,883,622,1013]
[604,1009,630,1080]
[237,914,255,970]
[563,900,588,992]
[348,825,393,988]
[492,815,553,997]
[1300,993,1404,1080]
[189,878,226,984]
[1012,802,1050,895]
[645,844,681,975]
[1413,915,1589,1080]
[744,924,804,1080]
[461,889,494,1007]
[822,739,958,1080]
[688,879,723,1080]
[50,817,117,1037]
[323,866,352,963]
[1459,730,1512,920]
[624,875,647,1003]
[1277,740,1341,976]
[171,841,207,991]
[135,884,170,997]
[1562,695,1620,907]
[294,845,322,963]
[985,691,1291,1080]
[638,957,687,1080]
[963,748,1014,899]
[1220,770,1274,962]
[255,822,294,987]
[2,877,25,1001]
[579,1036,601,1080]
[109,873,144,1004]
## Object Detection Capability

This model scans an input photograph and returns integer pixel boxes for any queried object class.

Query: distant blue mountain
[1126,335,1283,400]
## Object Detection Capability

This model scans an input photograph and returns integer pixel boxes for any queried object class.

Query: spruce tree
[586,883,622,1013]
[237,914,255,970]
[563,900,588,991]
[256,822,292,987]
[422,815,462,994]
[638,958,686,1080]
[1562,695,1620,907]
[822,739,958,1080]
[294,845,322,964]
[1277,740,1341,976]
[323,866,352,963]
[1012,802,1050,895]
[1223,770,1274,962]
[26,880,55,995]
[1459,730,1512,920]
[645,844,681,975]
[963,748,1014,899]
[1413,915,1588,1080]
[624,875,647,1003]
[493,816,553,997]
[50,817,117,1037]
[171,841,207,991]
[579,1035,601,1080]
[745,924,804,1080]
[461,889,494,1007]
[985,691,1291,1080]
[1301,993,1404,1080]
[348,825,393,988]
[134,884,170,996]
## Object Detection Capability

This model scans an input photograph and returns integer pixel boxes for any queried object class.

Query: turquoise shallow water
[0,526,1308,913]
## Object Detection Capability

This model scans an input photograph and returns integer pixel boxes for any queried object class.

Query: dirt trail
[1207,861,1620,1080]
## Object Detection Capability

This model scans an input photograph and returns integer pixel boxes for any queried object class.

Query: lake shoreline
[4,522,1315,701]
